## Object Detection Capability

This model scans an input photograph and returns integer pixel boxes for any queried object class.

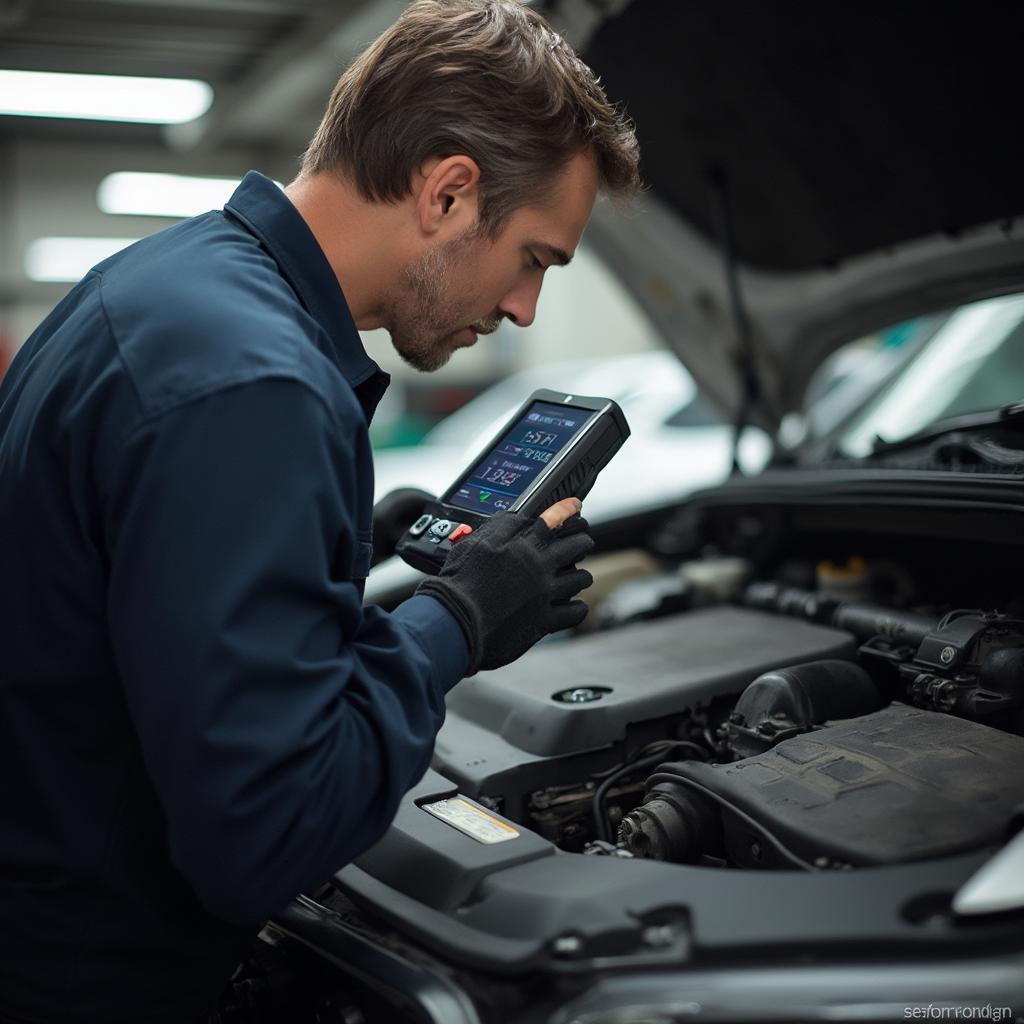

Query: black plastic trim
[272,895,483,1024]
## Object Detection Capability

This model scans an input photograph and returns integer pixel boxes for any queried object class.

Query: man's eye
[530,255,544,270]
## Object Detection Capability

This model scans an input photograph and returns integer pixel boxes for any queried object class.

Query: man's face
[387,150,599,371]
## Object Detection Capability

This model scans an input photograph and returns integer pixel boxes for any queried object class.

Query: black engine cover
[663,703,1024,866]
[432,607,855,818]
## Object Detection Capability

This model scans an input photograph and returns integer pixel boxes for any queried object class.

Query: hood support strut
[710,167,762,472]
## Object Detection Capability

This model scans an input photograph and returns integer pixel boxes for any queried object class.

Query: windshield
[814,292,1024,457]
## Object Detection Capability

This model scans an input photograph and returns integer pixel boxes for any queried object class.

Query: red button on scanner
[449,524,474,543]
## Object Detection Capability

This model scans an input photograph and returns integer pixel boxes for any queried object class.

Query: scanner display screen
[447,401,594,514]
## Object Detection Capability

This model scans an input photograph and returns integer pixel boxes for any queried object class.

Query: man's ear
[416,155,481,238]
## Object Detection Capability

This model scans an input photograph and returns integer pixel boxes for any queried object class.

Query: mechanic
[0,2,640,1022]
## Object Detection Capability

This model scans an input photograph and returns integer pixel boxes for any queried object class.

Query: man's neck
[284,172,405,330]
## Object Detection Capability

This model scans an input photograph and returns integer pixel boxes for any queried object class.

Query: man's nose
[497,276,543,329]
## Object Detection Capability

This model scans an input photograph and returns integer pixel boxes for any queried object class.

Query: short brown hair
[301,0,641,234]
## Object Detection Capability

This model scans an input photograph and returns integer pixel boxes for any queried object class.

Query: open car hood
[575,0,1024,433]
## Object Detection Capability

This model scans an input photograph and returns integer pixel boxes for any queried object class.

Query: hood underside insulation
[584,1,1024,271]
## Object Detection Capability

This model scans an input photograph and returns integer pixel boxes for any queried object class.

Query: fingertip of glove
[555,531,595,562]
[565,599,590,628]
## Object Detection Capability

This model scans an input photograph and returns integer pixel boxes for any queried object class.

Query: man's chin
[392,335,455,372]
[391,322,482,371]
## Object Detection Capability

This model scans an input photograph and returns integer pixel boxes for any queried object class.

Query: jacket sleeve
[103,377,468,925]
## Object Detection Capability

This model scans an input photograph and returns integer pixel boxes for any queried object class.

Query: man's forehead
[517,196,596,259]
[544,151,600,251]
[500,151,598,256]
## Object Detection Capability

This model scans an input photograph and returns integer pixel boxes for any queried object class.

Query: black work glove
[371,487,436,567]
[415,512,594,675]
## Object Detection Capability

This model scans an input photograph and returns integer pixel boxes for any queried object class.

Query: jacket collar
[224,170,390,414]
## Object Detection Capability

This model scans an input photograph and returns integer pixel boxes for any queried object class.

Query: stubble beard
[388,228,497,372]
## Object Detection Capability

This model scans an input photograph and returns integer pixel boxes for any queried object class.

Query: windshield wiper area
[867,400,1024,468]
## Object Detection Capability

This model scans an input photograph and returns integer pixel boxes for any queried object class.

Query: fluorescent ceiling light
[24,237,140,283]
[98,172,264,218]
[0,70,213,124]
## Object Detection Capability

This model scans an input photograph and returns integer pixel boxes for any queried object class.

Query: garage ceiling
[0,0,411,153]
[0,0,614,151]
[0,0,318,79]
[0,0,609,321]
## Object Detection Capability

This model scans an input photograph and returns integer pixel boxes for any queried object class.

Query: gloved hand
[371,487,436,567]
[415,508,594,674]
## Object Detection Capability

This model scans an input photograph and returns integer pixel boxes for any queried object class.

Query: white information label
[421,797,520,845]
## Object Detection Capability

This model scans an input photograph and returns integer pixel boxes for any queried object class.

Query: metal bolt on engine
[553,687,610,704]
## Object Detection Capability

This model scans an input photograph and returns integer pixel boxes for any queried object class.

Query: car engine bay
[217,486,1024,1022]
[434,572,1024,873]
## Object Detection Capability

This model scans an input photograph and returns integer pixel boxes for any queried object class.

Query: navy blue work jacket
[0,171,468,1023]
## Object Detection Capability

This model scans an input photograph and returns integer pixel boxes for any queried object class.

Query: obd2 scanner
[396,389,630,574]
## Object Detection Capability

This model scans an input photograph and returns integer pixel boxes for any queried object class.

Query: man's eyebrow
[533,242,573,267]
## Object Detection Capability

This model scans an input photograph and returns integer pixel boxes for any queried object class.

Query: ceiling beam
[163,0,399,156]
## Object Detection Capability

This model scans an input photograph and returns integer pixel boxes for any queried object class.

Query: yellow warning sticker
[422,797,520,845]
